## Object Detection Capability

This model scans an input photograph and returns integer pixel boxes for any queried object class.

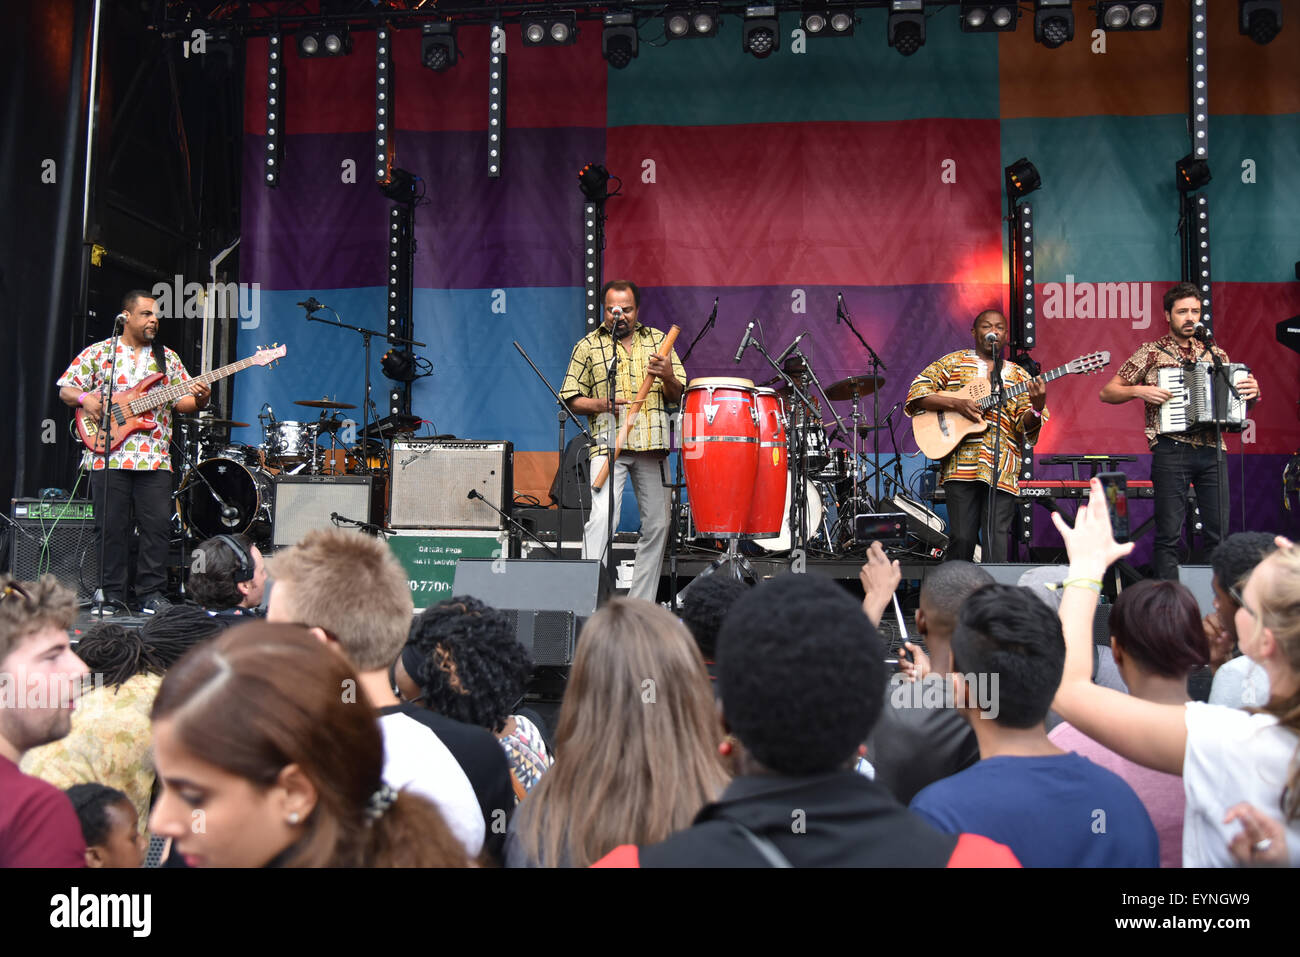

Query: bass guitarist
[905,309,1047,562]
[56,290,210,614]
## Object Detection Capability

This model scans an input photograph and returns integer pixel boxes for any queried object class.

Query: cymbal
[855,423,885,434]
[825,375,885,401]
[295,399,358,410]
[176,417,250,429]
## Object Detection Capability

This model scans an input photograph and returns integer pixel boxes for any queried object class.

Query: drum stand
[752,339,819,562]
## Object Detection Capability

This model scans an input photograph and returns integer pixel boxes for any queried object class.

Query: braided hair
[65,782,132,846]
[405,596,532,733]
[76,605,227,686]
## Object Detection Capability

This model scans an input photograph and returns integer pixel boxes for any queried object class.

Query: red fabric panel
[605,120,1003,288]
[247,26,606,136]
[946,832,1022,868]
[1033,281,1300,456]
[590,844,640,868]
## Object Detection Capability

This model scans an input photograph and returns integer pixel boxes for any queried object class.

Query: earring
[718,736,735,757]
[287,811,301,825]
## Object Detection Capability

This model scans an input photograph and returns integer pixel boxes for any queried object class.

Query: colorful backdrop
[235,0,1300,555]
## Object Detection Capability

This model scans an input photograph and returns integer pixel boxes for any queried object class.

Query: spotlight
[1176,154,1212,193]
[1005,157,1041,201]
[888,1,925,57]
[1240,1,1282,45]
[421,22,457,72]
[803,6,855,37]
[742,5,779,58]
[666,5,721,38]
[382,349,417,383]
[1098,2,1163,31]
[603,12,639,69]
[1034,0,1074,48]
[960,3,1018,32]
[379,167,418,204]
[522,12,578,46]
[297,26,351,58]
[578,163,611,203]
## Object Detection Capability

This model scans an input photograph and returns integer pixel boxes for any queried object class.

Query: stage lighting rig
[803,6,855,37]
[603,12,639,69]
[297,25,352,58]
[1098,2,1163,31]
[421,22,457,72]
[1240,1,1282,45]
[888,1,925,57]
[522,12,579,46]
[665,6,721,38]
[1005,158,1041,201]
[1034,0,1074,48]
[743,5,779,58]
[960,3,1017,32]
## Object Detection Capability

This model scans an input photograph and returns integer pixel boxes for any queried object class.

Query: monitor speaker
[8,499,99,601]
[390,439,512,529]
[271,476,373,548]
[451,558,607,666]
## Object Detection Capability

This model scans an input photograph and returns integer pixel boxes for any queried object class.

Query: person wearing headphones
[187,534,268,620]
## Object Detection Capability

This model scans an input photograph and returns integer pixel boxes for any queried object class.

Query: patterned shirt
[559,323,686,459]
[57,339,191,471]
[1115,334,1231,451]
[905,350,1046,495]
[501,713,554,803]
[21,672,161,836]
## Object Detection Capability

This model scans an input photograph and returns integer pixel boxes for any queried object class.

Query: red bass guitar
[76,344,286,454]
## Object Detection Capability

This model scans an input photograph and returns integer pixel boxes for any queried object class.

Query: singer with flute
[559,280,685,601]
[1100,282,1260,580]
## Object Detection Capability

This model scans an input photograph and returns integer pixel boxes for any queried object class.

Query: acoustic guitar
[912,351,1110,460]
[76,344,286,454]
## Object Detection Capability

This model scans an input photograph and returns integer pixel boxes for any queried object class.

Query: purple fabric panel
[241,128,605,291]
[641,283,1004,444]
[1027,454,1299,569]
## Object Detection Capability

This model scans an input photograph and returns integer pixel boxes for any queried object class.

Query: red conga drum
[682,378,758,538]
[745,388,787,537]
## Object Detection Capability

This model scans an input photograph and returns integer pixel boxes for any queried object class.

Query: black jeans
[944,480,1017,563]
[91,468,174,602]
[1151,436,1223,581]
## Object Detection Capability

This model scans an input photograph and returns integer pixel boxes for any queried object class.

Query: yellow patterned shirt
[560,323,686,459]
[905,349,1047,495]
[20,673,161,834]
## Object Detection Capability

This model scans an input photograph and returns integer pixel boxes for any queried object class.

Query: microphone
[1193,323,1213,342]
[733,321,755,363]
[467,489,479,500]
[297,297,324,313]
[706,297,718,327]
[836,293,845,324]
[984,332,999,346]
[775,331,810,365]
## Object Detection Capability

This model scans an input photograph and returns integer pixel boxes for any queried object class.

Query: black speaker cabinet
[8,499,98,601]
[271,476,373,548]
[390,439,512,530]
[451,558,608,666]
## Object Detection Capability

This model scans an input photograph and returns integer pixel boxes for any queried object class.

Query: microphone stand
[513,342,608,583]
[306,305,426,471]
[680,297,718,362]
[602,350,618,590]
[1200,334,1240,544]
[667,299,715,609]
[330,511,387,538]
[751,335,817,563]
[92,320,126,616]
[987,341,1004,563]
[837,297,888,504]
[468,490,560,559]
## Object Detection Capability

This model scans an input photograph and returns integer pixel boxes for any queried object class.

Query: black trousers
[1151,436,1223,581]
[90,468,173,602]
[944,480,1016,563]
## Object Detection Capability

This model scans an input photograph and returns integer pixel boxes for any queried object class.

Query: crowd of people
[2,488,1297,868]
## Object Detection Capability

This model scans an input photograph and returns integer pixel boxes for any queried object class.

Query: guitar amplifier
[389,440,513,530]
[8,499,99,601]
[271,476,373,548]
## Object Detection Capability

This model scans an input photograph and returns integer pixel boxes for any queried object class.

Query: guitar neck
[128,356,257,414]
[978,364,1071,410]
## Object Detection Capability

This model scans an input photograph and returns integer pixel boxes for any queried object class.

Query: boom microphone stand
[837,294,887,503]
[91,315,126,617]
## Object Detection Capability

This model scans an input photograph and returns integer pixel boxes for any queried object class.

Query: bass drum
[752,478,834,552]
[177,457,272,540]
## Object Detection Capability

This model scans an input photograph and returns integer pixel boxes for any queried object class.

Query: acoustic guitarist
[56,290,210,615]
[905,309,1047,563]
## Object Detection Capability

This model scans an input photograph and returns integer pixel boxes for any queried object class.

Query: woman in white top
[1051,479,1299,867]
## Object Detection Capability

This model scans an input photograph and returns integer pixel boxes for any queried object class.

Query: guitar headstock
[254,343,287,367]
[1066,351,1110,376]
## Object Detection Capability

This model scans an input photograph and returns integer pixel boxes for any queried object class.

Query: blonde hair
[0,576,77,664]
[1250,546,1300,820]
[512,599,728,867]
[265,529,413,672]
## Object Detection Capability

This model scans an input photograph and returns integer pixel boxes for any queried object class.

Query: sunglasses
[1228,585,1258,621]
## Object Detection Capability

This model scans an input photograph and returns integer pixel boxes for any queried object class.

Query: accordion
[1157,363,1250,435]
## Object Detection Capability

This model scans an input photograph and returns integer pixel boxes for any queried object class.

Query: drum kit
[678,350,944,564]
[172,400,416,542]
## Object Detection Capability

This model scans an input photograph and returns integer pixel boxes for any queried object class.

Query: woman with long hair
[507,599,728,867]
[1052,479,1300,867]
[149,622,466,867]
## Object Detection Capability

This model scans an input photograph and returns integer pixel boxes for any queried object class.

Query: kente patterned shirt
[21,672,161,836]
[905,349,1047,496]
[501,713,554,803]
[560,323,686,459]
[57,339,192,471]
[1115,333,1232,451]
